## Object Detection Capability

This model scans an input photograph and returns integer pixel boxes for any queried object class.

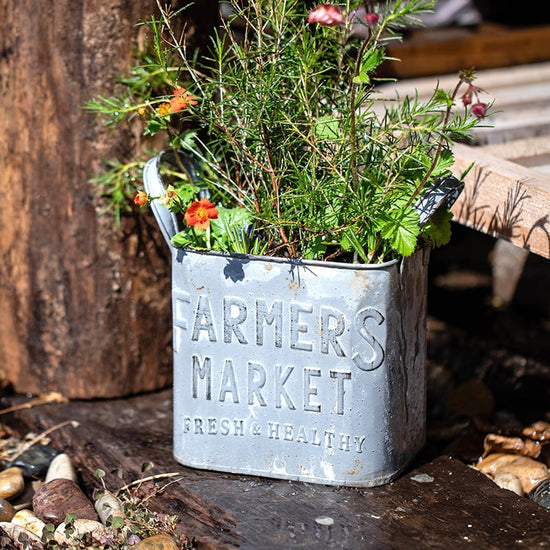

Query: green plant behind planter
[86,0,490,263]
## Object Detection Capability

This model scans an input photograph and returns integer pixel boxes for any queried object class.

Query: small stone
[45,453,77,483]
[7,445,59,479]
[0,468,25,500]
[94,491,124,525]
[32,478,98,526]
[446,379,495,420]
[315,516,334,526]
[11,509,46,538]
[0,498,15,522]
[476,453,550,493]
[136,534,179,550]
[410,473,434,483]
[528,477,550,509]
[0,521,43,549]
[54,518,109,545]
[493,473,524,496]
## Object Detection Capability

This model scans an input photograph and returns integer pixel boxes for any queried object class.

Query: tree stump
[0,0,218,398]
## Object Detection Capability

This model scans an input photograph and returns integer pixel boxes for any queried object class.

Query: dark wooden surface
[0,1,221,399]
[5,389,550,550]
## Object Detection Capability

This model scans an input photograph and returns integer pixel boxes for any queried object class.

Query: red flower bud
[134,191,147,206]
[364,12,379,26]
[471,102,487,119]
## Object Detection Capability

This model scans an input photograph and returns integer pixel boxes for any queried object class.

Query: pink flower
[308,4,344,26]
[364,12,379,27]
[471,102,487,119]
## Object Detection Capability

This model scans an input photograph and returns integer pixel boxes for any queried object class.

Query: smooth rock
[7,445,59,478]
[0,467,25,500]
[11,509,46,538]
[493,472,524,496]
[54,518,109,545]
[32,478,98,526]
[528,477,550,509]
[0,521,44,549]
[446,379,495,420]
[476,453,550,493]
[94,491,124,525]
[136,534,179,550]
[0,498,15,522]
[45,453,77,483]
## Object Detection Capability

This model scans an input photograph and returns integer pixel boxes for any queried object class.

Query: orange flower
[169,87,198,113]
[158,103,171,116]
[134,191,148,206]
[137,106,147,116]
[184,198,219,230]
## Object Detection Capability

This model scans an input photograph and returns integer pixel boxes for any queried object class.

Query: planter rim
[172,244,405,271]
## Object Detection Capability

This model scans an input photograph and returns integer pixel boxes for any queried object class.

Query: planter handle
[414,175,464,227]
[143,150,200,246]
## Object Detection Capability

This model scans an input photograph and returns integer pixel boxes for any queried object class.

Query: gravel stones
[528,478,550,509]
[6,445,59,479]
[0,498,15,522]
[136,534,180,549]
[32,478,98,526]
[44,453,77,483]
[0,468,25,500]
[476,453,550,493]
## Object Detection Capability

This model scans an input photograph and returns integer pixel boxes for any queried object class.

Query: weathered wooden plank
[382,24,550,78]
[5,389,550,550]
[451,143,550,258]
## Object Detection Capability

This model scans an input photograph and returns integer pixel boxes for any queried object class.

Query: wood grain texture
[382,24,550,78]
[0,1,227,398]
[452,143,550,258]
[5,389,550,549]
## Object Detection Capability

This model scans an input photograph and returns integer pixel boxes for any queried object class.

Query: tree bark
[0,0,216,398]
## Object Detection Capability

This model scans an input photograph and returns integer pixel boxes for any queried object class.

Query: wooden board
[5,389,550,550]
[382,23,550,78]
[451,144,550,258]
[376,62,550,258]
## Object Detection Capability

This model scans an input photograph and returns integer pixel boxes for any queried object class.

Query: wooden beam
[382,24,550,78]
[451,143,550,258]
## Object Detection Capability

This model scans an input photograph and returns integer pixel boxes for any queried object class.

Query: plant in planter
[87,0,490,486]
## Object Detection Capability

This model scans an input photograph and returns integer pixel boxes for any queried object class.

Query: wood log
[5,389,550,549]
[0,1,218,398]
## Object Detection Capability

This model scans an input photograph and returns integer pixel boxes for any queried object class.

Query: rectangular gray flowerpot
[144,152,429,487]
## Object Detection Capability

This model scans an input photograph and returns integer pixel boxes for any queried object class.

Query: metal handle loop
[143,150,199,246]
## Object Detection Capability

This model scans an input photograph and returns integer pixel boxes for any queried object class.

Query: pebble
[0,521,44,549]
[7,445,59,478]
[476,453,550,493]
[0,498,15,522]
[136,534,180,550]
[446,379,495,420]
[0,467,25,500]
[493,473,524,496]
[45,453,77,483]
[528,477,550,509]
[32,478,98,526]
[315,516,334,526]
[11,509,46,538]
[54,518,109,545]
[94,491,124,525]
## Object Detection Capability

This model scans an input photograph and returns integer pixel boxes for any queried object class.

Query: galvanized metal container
[144,151,430,487]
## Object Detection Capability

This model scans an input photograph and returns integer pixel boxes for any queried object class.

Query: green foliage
[86,0,491,263]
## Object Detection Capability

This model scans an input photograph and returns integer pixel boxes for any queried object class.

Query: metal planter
[144,152,429,487]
